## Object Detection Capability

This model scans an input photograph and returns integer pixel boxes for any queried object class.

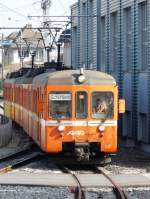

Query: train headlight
[58,125,65,132]
[99,126,105,132]
[78,75,86,84]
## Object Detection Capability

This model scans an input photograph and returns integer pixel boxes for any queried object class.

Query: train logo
[66,131,85,136]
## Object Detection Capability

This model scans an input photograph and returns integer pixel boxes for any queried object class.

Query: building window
[36,50,43,60]
[126,111,132,137]
[88,0,94,69]
[18,50,29,58]
[101,16,105,71]
[81,2,87,67]
[124,7,132,71]
[139,2,147,71]
[72,26,78,68]
[111,12,117,71]
[140,113,147,142]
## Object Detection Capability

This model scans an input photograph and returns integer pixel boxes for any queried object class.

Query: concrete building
[71,0,150,152]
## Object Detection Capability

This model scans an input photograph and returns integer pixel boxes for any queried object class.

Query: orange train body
[3,68,125,161]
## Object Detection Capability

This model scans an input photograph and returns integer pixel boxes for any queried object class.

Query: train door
[22,86,25,129]
[19,86,23,126]
[28,85,32,137]
[28,85,31,136]
[14,86,19,123]
[31,88,38,143]
[9,85,12,119]
[37,87,42,144]
[11,85,15,120]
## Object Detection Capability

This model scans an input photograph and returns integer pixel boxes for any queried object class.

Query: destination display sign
[49,94,72,101]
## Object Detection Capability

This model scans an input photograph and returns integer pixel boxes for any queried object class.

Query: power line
[43,20,70,23]
[0,27,62,30]
[0,2,27,19]
[28,15,98,18]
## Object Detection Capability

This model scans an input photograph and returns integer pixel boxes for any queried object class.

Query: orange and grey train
[4,67,125,163]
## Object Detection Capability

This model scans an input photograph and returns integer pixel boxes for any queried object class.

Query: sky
[0,0,77,35]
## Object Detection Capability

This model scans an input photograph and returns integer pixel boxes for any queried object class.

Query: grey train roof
[32,70,117,86]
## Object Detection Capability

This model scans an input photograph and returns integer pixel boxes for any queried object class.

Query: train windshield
[76,91,88,119]
[49,92,72,119]
[92,92,114,119]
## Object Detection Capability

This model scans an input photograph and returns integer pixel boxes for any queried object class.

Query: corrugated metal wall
[71,0,150,149]
[71,3,78,68]
[71,0,101,70]
[147,0,150,143]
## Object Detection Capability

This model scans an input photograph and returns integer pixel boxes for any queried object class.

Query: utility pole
[46,47,50,62]
[41,0,52,62]
[57,42,62,69]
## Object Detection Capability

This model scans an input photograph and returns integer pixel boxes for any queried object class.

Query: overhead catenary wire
[28,15,98,18]
[0,2,27,19]
[0,27,62,30]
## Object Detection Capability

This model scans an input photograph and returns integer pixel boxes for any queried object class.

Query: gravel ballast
[0,127,150,198]
[0,186,150,199]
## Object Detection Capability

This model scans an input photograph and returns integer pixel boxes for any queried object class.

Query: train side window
[76,91,88,119]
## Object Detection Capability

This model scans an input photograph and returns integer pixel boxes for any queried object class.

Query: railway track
[0,147,131,199]
[57,164,129,199]
[0,146,43,174]
[57,164,85,199]
[93,167,128,199]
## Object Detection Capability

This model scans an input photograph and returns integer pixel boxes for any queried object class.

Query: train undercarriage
[59,142,112,165]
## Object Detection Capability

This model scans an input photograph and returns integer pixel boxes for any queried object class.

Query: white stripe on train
[43,120,117,127]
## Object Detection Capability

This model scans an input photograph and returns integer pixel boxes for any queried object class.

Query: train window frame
[91,91,114,120]
[49,91,72,120]
[76,91,88,119]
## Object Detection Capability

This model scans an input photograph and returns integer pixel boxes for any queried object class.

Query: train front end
[41,70,125,162]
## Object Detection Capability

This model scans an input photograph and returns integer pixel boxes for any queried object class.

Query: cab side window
[92,92,114,119]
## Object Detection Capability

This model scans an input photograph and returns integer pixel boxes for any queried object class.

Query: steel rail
[0,152,42,174]
[94,167,128,199]
[57,165,85,199]
[0,145,35,163]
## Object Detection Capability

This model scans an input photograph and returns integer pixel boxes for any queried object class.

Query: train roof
[32,70,117,86]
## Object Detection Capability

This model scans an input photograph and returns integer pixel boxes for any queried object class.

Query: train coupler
[75,143,90,161]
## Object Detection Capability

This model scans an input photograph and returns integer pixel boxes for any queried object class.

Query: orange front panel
[43,125,117,153]
[46,85,118,120]
[41,84,118,153]
[100,126,117,152]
